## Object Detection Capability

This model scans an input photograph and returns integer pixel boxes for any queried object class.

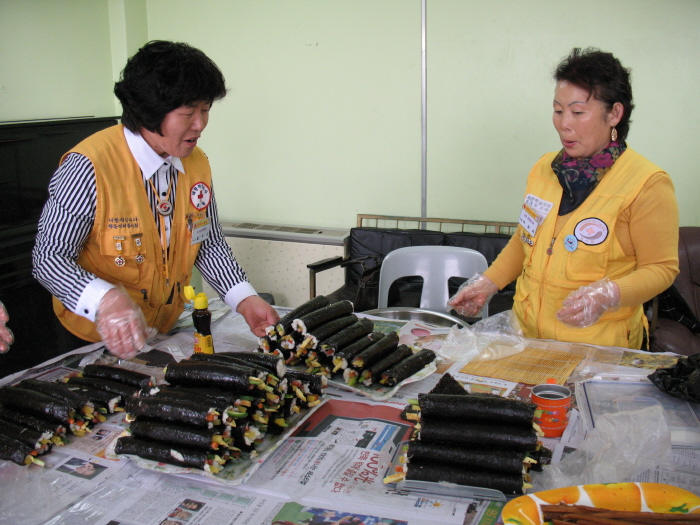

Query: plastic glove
[237,295,280,337]
[96,287,156,359]
[447,274,499,318]
[0,300,14,353]
[556,278,621,328]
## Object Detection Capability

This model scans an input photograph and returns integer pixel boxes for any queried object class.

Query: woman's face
[552,81,622,159]
[141,101,211,159]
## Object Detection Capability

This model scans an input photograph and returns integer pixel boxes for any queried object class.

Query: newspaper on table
[242,398,482,525]
[3,307,700,525]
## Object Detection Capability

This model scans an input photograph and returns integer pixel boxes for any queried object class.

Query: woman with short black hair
[33,41,278,358]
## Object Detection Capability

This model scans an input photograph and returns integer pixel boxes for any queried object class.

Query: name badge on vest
[519,194,553,237]
[191,217,211,245]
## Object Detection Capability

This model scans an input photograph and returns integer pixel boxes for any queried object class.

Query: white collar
[123,126,185,180]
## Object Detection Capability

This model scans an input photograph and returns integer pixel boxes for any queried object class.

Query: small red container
[530,382,571,438]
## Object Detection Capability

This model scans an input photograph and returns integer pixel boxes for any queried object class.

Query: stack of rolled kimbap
[0,393,66,466]
[0,364,155,467]
[259,296,438,390]
[386,391,552,496]
[115,350,324,473]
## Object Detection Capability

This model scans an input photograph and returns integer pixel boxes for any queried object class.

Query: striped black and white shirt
[32,127,256,322]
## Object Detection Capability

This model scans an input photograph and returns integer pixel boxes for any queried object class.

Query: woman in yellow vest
[33,42,279,358]
[449,48,679,349]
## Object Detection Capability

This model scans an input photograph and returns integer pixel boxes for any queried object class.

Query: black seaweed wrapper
[0,387,73,423]
[82,364,153,389]
[277,296,330,334]
[649,354,700,403]
[0,433,32,465]
[406,460,523,495]
[67,376,139,398]
[407,441,526,475]
[115,436,207,469]
[164,362,256,391]
[383,349,436,386]
[429,373,468,395]
[285,370,324,395]
[419,419,538,452]
[147,390,230,414]
[125,397,215,427]
[418,393,536,427]
[0,405,62,435]
[129,419,216,450]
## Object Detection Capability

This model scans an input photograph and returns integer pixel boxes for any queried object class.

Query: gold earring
[611,127,618,142]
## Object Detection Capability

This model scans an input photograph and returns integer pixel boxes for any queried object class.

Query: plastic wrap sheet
[531,404,673,491]
[0,460,75,525]
[438,311,627,381]
[437,311,526,363]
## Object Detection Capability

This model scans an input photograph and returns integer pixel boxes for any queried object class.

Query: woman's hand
[0,300,14,353]
[96,287,156,359]
[237,295,280,337]
[556,278,621,328]
[447,274,499,317]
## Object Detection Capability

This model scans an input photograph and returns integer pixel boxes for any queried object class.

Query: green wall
[2,0,699,227]
[0,0,115,121]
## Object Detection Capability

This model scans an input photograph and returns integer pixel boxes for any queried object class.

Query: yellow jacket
[491,148,678,349]
[53,125,211,341]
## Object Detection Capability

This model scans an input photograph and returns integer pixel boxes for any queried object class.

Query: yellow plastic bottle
[184,286,214,354]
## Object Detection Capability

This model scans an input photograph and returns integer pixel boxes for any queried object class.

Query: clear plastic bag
[532,404,672,490]
[0,460,67,525]
[438,310,526,363]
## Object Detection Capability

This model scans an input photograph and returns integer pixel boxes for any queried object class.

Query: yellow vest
[53,125,212,342]
[513,148,664,349]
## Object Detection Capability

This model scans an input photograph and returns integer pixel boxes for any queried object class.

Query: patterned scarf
[552,141,626,215]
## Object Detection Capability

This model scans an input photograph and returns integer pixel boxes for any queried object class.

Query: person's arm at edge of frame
[0,300,14,353]
[193,187,279,336]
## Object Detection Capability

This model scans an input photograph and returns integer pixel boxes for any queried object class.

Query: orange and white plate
[502,482,700,525]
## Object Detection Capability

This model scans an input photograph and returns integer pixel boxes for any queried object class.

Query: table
[0,304,696,525]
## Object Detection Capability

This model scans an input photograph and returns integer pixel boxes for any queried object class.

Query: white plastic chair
[377,245,489,317]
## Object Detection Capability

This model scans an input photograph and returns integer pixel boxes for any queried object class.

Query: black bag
[341,255,381,312]
[355,263,382,312]
[648,353,700,403]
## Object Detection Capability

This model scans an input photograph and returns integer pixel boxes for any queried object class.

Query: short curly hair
[114,41,228,134]
[554,47,634,142]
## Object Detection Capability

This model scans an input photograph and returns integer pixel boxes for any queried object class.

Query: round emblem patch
[190,182,211,211]
[574,218,609,246]
[157,201,173,216]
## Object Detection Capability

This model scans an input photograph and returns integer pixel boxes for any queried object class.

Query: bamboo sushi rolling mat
[459,346,584,385]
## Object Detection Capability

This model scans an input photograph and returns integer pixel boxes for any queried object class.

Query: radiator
[202,221,349,308]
